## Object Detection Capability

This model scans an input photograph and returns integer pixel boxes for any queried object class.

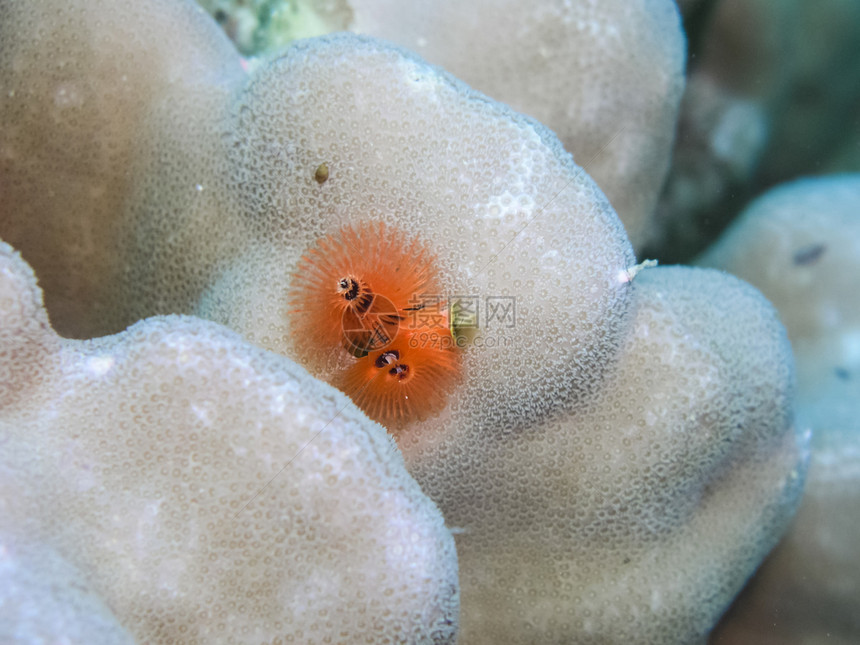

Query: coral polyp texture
[0,532,136,645]
[416,265,806,643]
[0,241,459,644]
[345,0,686,251]
[0,0,807,642]
[699,176,860,644]
[198,0,687,251]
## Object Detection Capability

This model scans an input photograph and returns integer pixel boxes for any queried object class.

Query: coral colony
[3,0,858,643]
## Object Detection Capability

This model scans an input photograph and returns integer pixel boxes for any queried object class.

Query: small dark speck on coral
[314,162,329,184]
[792,243,826,266]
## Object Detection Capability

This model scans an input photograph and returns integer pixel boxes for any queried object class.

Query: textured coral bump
[289,221,460,427]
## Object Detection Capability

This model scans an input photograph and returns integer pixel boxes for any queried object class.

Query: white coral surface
[0,0,807,642]
[700,175,860,644]
[0,241,459,645]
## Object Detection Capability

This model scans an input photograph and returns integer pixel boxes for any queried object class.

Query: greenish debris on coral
[199,0,350,56]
